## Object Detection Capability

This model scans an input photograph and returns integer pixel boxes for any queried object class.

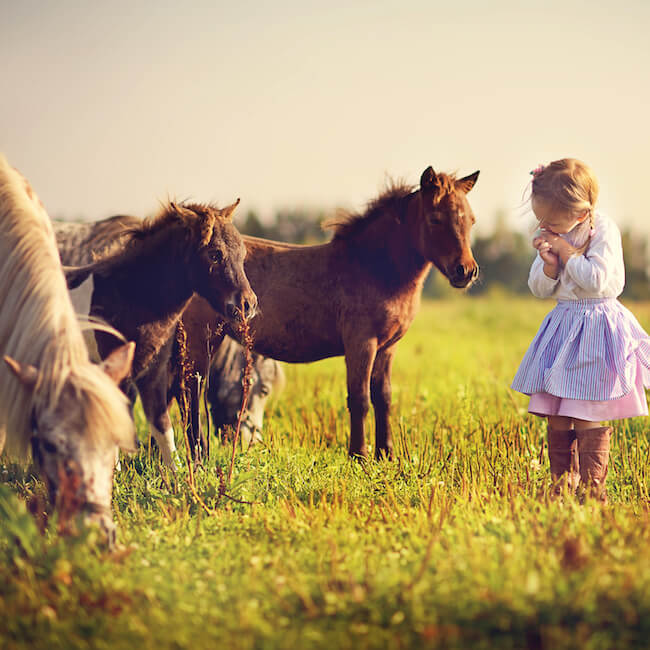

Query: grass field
[2,295,650,649]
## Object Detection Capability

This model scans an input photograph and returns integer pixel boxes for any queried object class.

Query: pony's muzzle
[84,507,117,548]
[450,262,479,288]
[240,423,263,448]
[226,291,258,322]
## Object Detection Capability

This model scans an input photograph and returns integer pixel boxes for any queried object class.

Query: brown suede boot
[547,428,580,494]
[576,427,612,503]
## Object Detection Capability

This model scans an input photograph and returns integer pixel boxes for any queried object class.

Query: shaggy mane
[137,201,226,247]
[91,201,227,267]
[323,172,462,241]
[323,180,415,241]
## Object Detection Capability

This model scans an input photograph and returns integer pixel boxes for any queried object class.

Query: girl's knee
[572,418,602,431]
[548,415,572,430]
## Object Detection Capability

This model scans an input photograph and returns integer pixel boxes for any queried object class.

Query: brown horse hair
[323,173,460,241]
[134,201,224,245]
[323,180,415,241]
[90,201,227,268]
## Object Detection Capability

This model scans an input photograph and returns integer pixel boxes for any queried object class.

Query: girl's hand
[535,230,575,265]
[533,234,560,279]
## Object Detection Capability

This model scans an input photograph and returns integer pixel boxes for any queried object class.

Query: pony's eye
[260,385,270,396]
[208,249,224,264]
[41,439,57,454]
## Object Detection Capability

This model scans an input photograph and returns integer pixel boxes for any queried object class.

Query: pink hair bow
[530,164,545,177]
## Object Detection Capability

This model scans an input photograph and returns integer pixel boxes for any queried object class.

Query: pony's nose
[240,291,257,321]
[453,262,479,286]
[455,263,475,280]
[84,510,117,548]
[227,292,258,322]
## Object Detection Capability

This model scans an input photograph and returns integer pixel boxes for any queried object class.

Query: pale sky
[2,0,649,234]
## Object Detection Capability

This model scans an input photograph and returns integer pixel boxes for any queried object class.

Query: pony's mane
[0,154,133,457]
[323,173,462,241]
[85,215,141,262]
[140,202,223,245]
[90,201,226,268]
[323,180,416,241]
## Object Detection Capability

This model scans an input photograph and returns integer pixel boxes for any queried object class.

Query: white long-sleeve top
[528,212,625,300]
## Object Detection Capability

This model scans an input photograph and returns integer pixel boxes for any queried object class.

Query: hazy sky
[2,0,649,234]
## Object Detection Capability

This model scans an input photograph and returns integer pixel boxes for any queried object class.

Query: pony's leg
[150,417,178,470]
[137,369,179,470]
[370,344,397,460]
[344,338,378,458]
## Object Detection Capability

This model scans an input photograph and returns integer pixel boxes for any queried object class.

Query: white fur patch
[151,424,178,469]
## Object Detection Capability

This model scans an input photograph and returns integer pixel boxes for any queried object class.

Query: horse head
[3,343,136,544]
[173,200,258,327]
[208,348,284,448]
[413,167,480,289]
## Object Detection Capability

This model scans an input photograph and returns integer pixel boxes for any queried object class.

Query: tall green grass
[2,295,650,649]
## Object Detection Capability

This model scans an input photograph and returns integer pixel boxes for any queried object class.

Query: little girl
[511,158,650,501]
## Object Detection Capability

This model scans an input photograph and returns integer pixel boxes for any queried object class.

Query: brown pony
[141,166,479,459]
[55,201,257,458]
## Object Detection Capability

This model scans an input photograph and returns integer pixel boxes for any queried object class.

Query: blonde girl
[511,158,650,501]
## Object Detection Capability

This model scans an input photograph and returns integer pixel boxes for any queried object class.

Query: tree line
[240,208,650,300]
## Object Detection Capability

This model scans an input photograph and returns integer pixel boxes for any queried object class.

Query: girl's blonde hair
[531,158,599,255]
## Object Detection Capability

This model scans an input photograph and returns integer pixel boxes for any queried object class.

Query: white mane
[0,153,134,456]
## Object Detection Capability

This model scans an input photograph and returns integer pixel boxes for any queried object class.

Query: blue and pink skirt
[512,298,650,420]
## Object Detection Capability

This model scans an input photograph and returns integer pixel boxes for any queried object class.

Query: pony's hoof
[348,447,368,460]
[375,448,394,461]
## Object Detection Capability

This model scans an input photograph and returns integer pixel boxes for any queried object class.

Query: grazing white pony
[0,153,135,542]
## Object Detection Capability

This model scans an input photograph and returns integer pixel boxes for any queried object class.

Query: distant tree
[240,207,650,299]
[621,229,650,300]
[267,209,328,244]
[466,211,533,295]
[238,208,328,244]
[240,210,266,238]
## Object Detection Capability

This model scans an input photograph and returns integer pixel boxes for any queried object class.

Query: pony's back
[0,154,133,456]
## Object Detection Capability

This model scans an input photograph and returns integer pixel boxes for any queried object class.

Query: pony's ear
[420,166,440,193]
[100,342,135,384]
[221,198,241,222]
[456,171,480,194]
[166,201,196,220]
[63,264,93,290]
[3,356,39,390]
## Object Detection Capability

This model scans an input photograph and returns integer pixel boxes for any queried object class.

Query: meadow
[2,295,650,650]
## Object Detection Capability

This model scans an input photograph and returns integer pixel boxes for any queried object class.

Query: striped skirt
[512,299,650,418]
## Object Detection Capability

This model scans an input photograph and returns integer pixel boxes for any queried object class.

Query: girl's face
[531,196,587,234]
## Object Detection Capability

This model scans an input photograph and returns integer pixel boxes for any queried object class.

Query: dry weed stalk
[175,321,217,515]
[176,315,254,510]
[227,318,254,483]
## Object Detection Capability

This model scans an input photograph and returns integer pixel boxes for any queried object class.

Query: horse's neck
[356,210,431,290]
[103,232,194,321]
